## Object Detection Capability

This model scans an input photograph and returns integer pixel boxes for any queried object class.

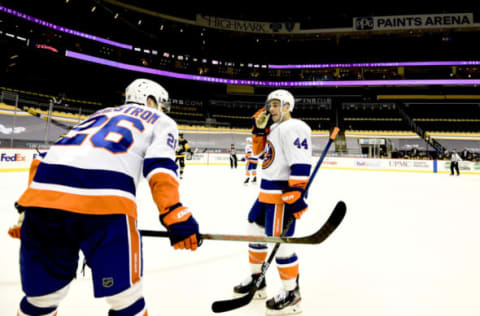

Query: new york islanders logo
[262,140,275,169]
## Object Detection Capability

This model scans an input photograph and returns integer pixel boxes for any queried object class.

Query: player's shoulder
[281,118,311,133]
[147,110,177,133]
[159,111,177,127]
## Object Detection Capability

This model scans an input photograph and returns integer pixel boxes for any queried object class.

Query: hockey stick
[140,204,344,244]
[25,107,77,130]
[211,127,342,313]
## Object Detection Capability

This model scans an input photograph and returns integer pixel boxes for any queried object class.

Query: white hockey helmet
[125,78,170,112]
[246,137,252,143]
[265,89,295,112]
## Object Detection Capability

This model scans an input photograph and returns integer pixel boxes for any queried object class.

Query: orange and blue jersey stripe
[143,157,178,181]
[18,162,138,218]
[258,179,288,204]
[258,163,310,203]
[18,157,180,220]
[289,164,311,188]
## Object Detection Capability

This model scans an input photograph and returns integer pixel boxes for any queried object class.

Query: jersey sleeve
[143,118,180,215]
[252,135,266,156]
[27,152,46,186]
[281,121,312,189]
[17,152,46,207]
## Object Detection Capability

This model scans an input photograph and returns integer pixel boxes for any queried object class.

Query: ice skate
[265,283,301,315]
[233,273,267,300]
[243,177,250,185]
[252,176,257,184]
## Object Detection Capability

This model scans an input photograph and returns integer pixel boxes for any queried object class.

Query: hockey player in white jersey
[8,78,202,316]
[233,89,311,315]
[243,137,259,185]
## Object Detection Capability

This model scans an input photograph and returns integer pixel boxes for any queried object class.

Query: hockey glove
[252,108,273,136]
[282,187,308,219]
[160,203,202,251]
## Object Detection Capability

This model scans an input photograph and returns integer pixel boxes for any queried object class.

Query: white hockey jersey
[245,143,258,163]
[245,143,253,157]
[18,104,181,219]
[254,119,312,204]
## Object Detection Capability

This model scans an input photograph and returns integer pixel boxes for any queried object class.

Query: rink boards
[1,148,479,175]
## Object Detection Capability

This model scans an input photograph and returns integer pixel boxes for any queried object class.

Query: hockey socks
[108,297,147,316]
[19,297,57,316]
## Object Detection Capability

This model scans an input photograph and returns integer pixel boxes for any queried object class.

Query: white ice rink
[1,165,480,316]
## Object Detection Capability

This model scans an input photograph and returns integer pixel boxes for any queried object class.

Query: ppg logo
[355,17,374,30]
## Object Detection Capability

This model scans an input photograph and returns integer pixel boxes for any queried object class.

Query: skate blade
[266,304,302,315]
[233,288,267,300]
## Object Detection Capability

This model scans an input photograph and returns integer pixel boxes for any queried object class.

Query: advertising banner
[314,157,434,172]
[0,148,37,171]
[437,160,476,173]
[2,150,478,174]
[196,15,301,34]
[354,13,474,31]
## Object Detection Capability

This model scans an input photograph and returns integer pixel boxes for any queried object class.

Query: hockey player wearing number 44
[7,78,202,316]
[233,89,312,315]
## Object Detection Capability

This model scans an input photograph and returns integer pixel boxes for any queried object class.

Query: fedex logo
[0,153,26,162]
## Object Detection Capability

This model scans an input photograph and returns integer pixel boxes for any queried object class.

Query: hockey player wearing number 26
[233,89,312,315]
[8,78,202,316]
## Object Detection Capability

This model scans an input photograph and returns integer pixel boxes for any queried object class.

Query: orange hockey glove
[282,187,308,219]
[160,203,202,251]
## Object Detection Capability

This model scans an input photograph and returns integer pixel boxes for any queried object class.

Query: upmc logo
[0,153,26,162]
[354,17,374,30]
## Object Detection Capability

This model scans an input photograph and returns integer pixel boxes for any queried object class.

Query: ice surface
[1,166,480,315]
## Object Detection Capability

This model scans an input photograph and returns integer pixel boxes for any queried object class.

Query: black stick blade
[211,291,255,313]
[211,202,347,313]
[311,200,346,243]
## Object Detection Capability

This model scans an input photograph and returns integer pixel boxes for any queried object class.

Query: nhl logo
[102,277,114,288]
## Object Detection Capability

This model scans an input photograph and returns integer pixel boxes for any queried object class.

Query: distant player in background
[229,143,238,169]
[244,137,258,185]
[7,78,202,316]
[450,148,461,176]
[233,89,312,315]
[175,133,192,179]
